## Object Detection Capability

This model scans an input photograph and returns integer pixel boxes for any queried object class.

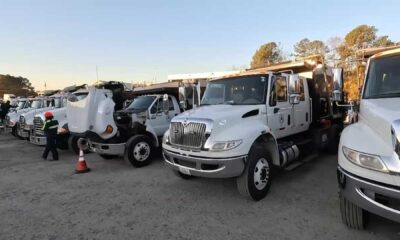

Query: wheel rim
[133,141,150,161]
[253,158,270,190]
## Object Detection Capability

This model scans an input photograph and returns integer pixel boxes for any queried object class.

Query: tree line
[250,24,398,100]
[0,74,36,98]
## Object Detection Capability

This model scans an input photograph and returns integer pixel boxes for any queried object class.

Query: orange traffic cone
[75,148,90,174]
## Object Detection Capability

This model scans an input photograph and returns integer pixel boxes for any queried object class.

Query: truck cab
[5,97,48,136]
[163,58,344,200]
[337,47,400,229]
[30,85,88,153]
[18,94,66,140]
[67,81,200,167]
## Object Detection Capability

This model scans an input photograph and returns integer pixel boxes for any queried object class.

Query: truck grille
[170,122,207,149]
[33,116,44,136]
[19,116,25,128]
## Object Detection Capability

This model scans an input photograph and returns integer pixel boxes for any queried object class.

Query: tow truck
[163,56,345,200]
[337,46,400,229]
[67,80,204,167]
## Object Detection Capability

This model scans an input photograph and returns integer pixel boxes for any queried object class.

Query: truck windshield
[364,55,400,99]
[48,98,62,108]
[16,101,26,109]
[29,100,42,109]
[201,74,268,105]
[127,96,156,110]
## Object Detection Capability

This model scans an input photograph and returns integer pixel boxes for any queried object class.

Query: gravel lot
[0,132,399,240]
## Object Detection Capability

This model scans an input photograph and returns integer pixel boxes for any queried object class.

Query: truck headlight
[162,131,170,144]
[211,140,242,151]
[342,146,388,172]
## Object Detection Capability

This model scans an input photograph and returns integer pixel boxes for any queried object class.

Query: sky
[1,0,400,91]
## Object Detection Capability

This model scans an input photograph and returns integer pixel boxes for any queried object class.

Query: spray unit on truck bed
[67,81,204,167]
[162,57,345,201]
[337,46,400,229]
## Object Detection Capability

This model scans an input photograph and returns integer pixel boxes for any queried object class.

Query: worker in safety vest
[42,112,59,161]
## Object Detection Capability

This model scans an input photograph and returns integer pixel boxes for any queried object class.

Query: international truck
[337,46,400,229]
[67,81,204,167]
[162,57,345,201]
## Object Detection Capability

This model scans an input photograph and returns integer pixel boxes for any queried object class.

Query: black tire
[236,145,273,201]
[172,169,194,179]
[99,154,118,159]
[124,135,153,167]
[327,124,340,154]
[11,126,17,136]
[339,193,366,229]
[68,136,90,155]
[16,123,24,140]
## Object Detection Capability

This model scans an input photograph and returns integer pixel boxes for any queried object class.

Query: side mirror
[332,68,343,101]
[162,94,169,114]
[289,94,301,105]
[179,100,187,110]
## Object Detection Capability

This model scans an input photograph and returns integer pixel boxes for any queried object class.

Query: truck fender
[145,124,159,147]
[251,132,280,167]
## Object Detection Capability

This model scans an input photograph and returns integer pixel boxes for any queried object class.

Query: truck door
[147,97,172,136]
[267,74,292,138]
[293,78,310,132]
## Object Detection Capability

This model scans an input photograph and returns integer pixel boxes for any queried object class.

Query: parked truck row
[2,47,400,230]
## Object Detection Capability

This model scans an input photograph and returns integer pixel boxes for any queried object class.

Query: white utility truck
[5,97,50,137]
[30,85,88,153]
[18,93,67,140]
[67,81,203,167]
[163,57,345,201]
[337,47,400,229]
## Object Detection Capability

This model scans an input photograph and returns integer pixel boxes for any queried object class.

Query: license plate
[179,166,191,175]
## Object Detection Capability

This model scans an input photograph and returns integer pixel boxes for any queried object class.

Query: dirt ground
[0,133,399,240]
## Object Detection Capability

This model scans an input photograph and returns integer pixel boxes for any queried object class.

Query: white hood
[360,98,400,147]
[67,87,117,139]
[178,105,261,123]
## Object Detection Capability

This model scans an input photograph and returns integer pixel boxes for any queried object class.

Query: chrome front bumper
[163,149,246,178]
[338,166,400,223]
[88,140,125,155]
[17,128,29,138]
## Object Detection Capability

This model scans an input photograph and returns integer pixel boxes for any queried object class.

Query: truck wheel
[125,135,153,167]
[16,123,24,140]
[68,136,90,155]
[11,126,17,136]
[327,124,340,154]
[172,169,194,179]
[236,145,272,201]
[339,193,366,229]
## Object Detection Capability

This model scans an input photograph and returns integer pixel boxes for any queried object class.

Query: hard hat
[44,112,53,119]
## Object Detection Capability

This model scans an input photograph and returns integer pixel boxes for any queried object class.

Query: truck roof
[210,56,322,81]
[370,46,400,59]
[357,45,400,59]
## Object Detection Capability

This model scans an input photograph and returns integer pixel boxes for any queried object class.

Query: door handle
[273,107,280,114]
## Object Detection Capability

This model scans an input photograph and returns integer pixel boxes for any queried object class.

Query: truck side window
[168,97,175,111]
[299,79,305,101]
[275,76,288,102]
[269,76,277,106]
[150,99,162,114]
